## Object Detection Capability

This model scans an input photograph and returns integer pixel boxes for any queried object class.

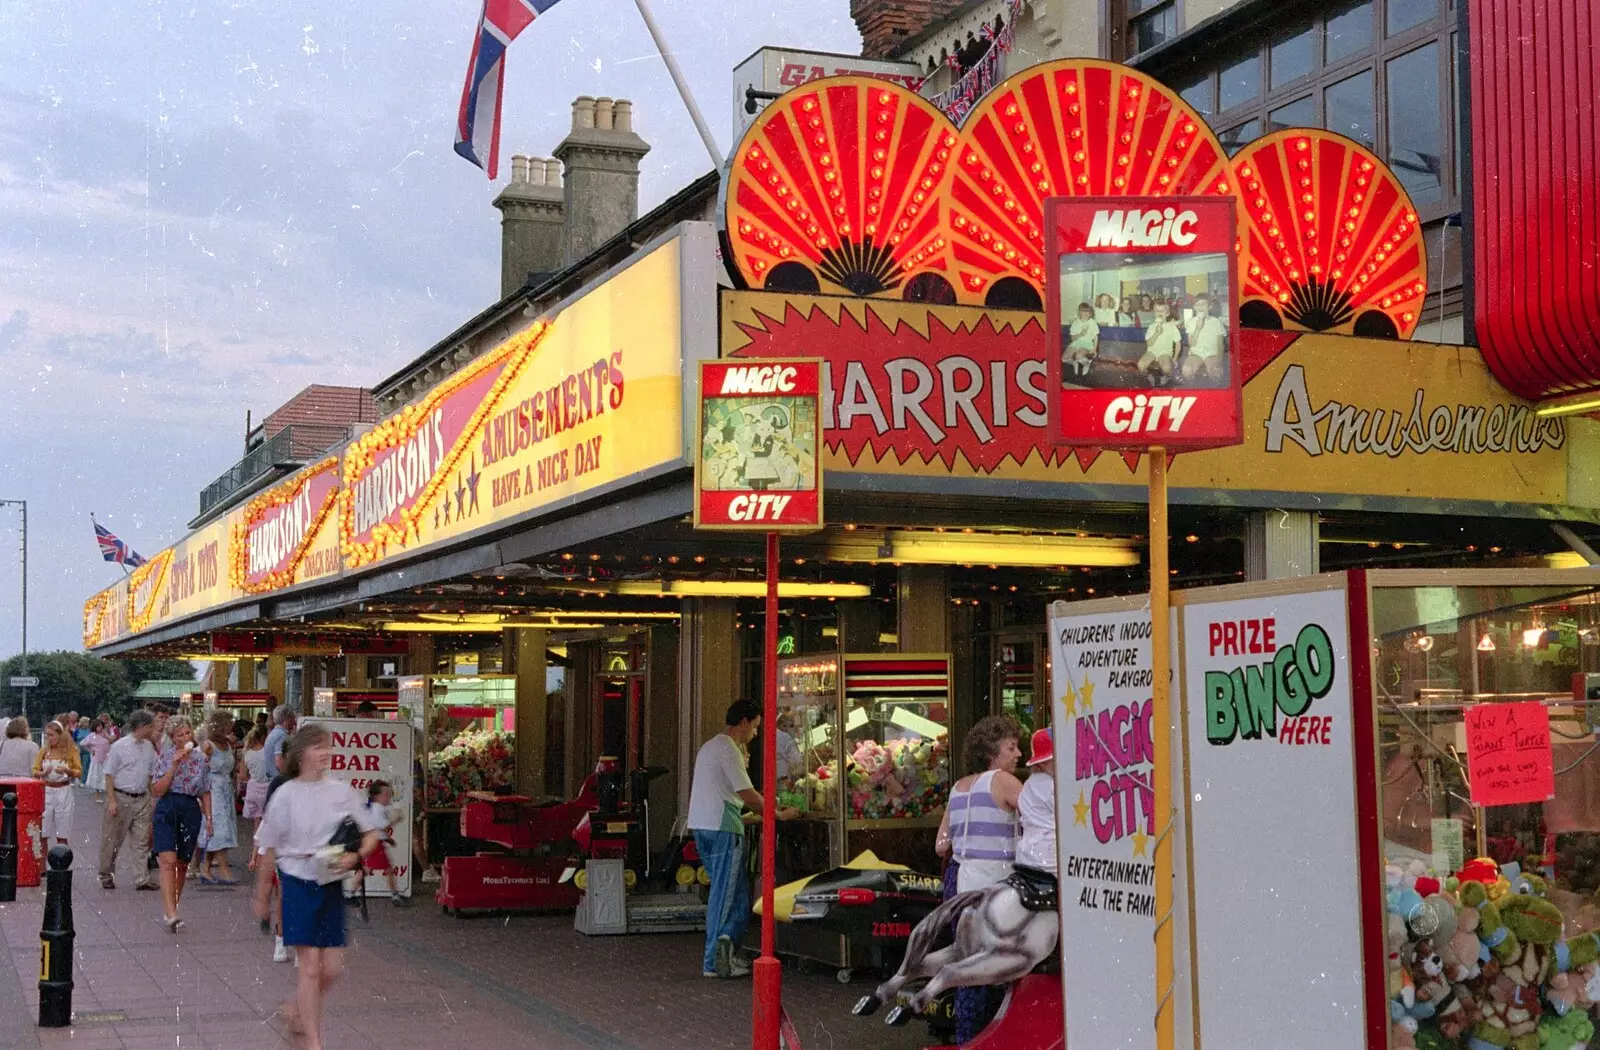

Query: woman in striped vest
[935,714,1024,1043]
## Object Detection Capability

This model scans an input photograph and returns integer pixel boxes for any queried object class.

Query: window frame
[1156,0,1458,221]
[1109,0,1183,61]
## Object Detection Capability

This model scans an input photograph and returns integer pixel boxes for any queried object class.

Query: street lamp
[0,500,26,720]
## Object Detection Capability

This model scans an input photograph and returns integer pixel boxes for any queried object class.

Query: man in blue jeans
[687,699,798,978]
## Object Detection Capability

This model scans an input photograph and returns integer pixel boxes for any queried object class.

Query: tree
[0,651,193,723]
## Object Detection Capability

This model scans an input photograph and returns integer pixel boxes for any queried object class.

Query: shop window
[1267,95,1315,134]
[1386,0,1436,37]
[1218,51,1261,112]
[1219,119,1260,156]
[1325,0,1374,64]
[1374,583,1600,938]
[1269,24,1316,89]
[1386,43,1443,206]
[1324,69,1375,151]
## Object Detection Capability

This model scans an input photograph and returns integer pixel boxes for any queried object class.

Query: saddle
[1004,865,1058,912]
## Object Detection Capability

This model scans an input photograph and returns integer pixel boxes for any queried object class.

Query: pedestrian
[69,711,92,784]
[265,704,296,780]
[241,726,272,826]
[85,716,113,801]
[934,714,1023,1043]
[1014,727,1056,876]
[199,712,240,884]
[354,700,380,719]
[34,720,81,847]
[686,699,798,979]
[361,780,409,906]
[150,719,212,932]
[0,716,40,777]
[99,709,160,891]
[253,723,382,1050]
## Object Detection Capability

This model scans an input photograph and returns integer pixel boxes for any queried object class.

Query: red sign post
[693,357,824,1050]
[1045,194,1241,1050]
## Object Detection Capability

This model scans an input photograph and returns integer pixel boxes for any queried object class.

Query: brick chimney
[492,155,566,298]
[852,0,960,59]
[552,96,651,266]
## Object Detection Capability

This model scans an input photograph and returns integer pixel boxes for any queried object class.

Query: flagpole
[628,0,724,168]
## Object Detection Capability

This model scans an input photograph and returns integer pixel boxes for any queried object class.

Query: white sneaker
[272,937,291,963]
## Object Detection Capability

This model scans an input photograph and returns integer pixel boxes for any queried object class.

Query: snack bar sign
[1045,196,1242,449]
[695,359,823,531]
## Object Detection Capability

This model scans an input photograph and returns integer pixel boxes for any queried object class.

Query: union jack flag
[455,0,563,179]
[92,516,146,569]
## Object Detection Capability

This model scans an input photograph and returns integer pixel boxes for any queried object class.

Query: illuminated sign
[731,47,924,138]
[1046,196,1241,448]
[695,358,823,531]
[233,457,341,593]
[722,292,1570,508]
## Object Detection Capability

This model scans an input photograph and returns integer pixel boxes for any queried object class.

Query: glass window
[1131,3,1178,55]
[1219,119,1261,156]
[1270,25,1317,89]
[1326,0,1374,64]
[1175,71,1214,118]
[1268,96,1317,133]
[1449,34,1460,195]
[1387,43,1443,204]
[1324,69,1375,150]
[1219,52,1262,112]
[1387,0,1436,36]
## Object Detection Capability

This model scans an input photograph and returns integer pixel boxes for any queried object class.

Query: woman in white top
[936,715,1023,893]
[253,724,380,1050]
[0,717,40,778]
[1139,301,1182,383]
[241,726,272,824]
[34,721,82,846]
[1093,293,1117,326]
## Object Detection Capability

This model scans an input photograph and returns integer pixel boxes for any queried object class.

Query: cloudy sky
[0,0,859,653]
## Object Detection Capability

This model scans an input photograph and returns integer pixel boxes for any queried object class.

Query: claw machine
[769,653,953,974]
[403,673,517,863]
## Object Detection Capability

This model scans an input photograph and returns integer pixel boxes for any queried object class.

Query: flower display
[426,728,515,809]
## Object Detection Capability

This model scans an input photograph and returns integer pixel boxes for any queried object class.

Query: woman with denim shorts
[150,720,212,933]
[253,723,380,1050]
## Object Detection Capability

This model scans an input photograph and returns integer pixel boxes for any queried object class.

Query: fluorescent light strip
[876,531,1140,569]
[613,580,873,599]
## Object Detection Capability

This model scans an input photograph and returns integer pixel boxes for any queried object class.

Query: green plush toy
[1463,881,1523,965]
[1537,1009,1595,1050]
[1414,1024,1454,1050]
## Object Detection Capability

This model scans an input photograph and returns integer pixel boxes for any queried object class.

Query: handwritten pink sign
[1465,701,1556,807]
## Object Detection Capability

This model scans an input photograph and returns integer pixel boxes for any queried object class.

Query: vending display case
[415,674,517,812]
[771,652,953,969]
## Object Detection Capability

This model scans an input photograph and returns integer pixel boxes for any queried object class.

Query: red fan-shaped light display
[724,78,959,302]
[1231,129,1426,338]
[948,60,1235,307]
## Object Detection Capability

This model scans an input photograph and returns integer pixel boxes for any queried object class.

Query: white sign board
[1180,586,1362,1050]
[732,47,925,139]
[306,715,415,897]
[8,676,37,688]
[1048,600,1158,1050]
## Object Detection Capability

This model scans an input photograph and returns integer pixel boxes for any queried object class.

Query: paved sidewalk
[0,789,928,1050]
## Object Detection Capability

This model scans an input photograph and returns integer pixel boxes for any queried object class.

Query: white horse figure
[853,874,1059,1026]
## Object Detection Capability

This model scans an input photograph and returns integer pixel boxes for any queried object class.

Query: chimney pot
[511,155,529,183]
[594,97,615,130]
[530,157,547,185]
[548,159,563,187]
[573,96,597,130]
[613,100,633,133]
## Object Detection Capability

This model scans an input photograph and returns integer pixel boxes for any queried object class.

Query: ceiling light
[824,530,1139,569]
[1477,632,1497,652]
[611,580,873,599]
[1536,393,1600,418]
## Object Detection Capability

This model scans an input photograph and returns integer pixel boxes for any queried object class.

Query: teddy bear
[1547,961,1600,1018]
[1443,891,1488,984]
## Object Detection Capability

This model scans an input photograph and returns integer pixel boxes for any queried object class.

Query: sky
[0,0,861,654]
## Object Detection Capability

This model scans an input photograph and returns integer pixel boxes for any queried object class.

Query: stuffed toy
[1407,937,1453,1019]
[1443,891,1488,984]
[1537,1008,1595,1050]
[1547,962,1600,1018]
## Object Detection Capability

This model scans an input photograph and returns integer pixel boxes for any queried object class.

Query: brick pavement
[0,789,929,1050]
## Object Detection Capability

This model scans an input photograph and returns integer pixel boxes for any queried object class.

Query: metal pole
[18,501,25,723]
[38,845,74,1028]
[752,530,781,1050]
[1148,449,1175,1050]
[628,0,725,168]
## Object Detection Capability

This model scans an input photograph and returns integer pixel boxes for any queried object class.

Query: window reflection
[1387,0,1436,36]
[1325,70,1375,150]
[1270,25,1316,88]
[1387,43,1443,204]
[1219,52,1261,112]
[1268,96,1316,133]
[1326,0,1374,64]
[1220,119,1261,156]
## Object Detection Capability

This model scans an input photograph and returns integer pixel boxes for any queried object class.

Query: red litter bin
[0,779,45,888]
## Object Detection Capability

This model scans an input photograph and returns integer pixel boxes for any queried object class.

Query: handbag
[312,815,366,885]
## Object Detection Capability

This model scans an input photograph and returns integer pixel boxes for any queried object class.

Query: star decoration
[441,495,452,526]
[1078,678,1095,711]
[466,454,482,514]
[454,474,466,519]
[1072,790,1089,827]
[1131,830,1149,858]
[432,505,440,530]
[1061,680,1078,717]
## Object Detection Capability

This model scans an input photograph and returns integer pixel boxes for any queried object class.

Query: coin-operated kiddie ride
[437,757,673,914]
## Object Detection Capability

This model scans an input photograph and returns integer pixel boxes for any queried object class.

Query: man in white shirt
[1181,295,1228,383]
[687,699,797,979]
[1015,727,1057,875]
[265,704,297,777]
[98,710,161,890]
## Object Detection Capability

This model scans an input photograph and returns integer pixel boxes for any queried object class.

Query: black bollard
[0,791,17,903]
[38,845,73,1028]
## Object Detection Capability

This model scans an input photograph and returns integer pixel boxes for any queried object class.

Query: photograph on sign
[1046,197,1241,449]
[694,358,823,531]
